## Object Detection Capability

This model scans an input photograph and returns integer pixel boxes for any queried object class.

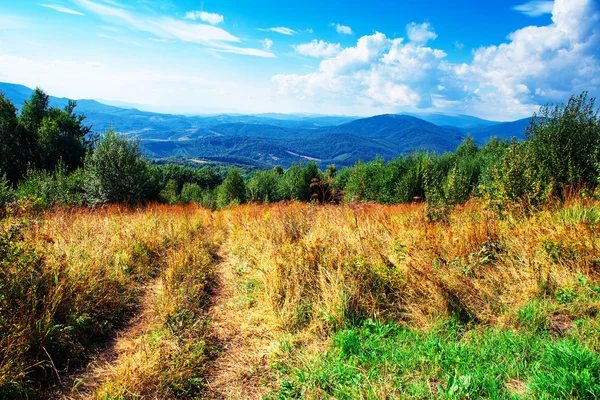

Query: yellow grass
[2,198,599,398]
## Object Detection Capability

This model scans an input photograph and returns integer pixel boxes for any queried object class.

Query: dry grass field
[1,199,600,398]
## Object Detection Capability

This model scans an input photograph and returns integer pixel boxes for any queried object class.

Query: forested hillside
[0,82,531,168]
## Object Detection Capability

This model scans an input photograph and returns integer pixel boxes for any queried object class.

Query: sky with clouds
[0,0,598,120]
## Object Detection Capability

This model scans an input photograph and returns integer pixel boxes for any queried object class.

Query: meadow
[1,198,599,399]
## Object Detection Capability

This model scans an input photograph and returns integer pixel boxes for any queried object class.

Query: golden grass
[221,199,600,333]
[0,204,213,396]
[2,198,599,398]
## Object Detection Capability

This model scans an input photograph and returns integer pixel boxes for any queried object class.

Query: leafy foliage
[216,168,247,208]
[84,129,151,206]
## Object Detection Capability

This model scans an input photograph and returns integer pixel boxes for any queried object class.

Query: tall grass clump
[0,204,211,397]
[92,224,219,399]
[218,199,600,397]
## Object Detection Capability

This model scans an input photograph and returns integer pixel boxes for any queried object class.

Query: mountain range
[0,82,530,168]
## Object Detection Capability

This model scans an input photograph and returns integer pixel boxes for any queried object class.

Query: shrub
[216,168,246,208]
[480,140,551,211]
[15,163,86,210]
[0,174,12,218]
[180,183,204,204]
[527,92,600,196]
[84,129,151,206]
[248,170,282,203]
[159,179,179,205]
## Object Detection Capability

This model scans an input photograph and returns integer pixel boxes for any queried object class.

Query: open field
[1,199,600,399]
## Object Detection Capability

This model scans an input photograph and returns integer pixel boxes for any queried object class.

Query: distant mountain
[462,118,531,143]
[326,114,464,153]
[404,113,500,128]
[0,81,530,168]
[0,82,353,137]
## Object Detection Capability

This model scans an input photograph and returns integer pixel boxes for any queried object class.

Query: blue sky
[0,0,598,120]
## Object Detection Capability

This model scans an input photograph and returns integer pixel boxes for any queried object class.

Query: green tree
[19,87,49,134]
[216,168,246,208]
[37,101,91,171]
[248,170,281,203]
[527,92,600,196]
[19,89,91,172]
[84,129,151,205]
[180,183,204,204]
[0,94,33,183]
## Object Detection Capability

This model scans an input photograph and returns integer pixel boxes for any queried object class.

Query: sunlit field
[2,199,599,399]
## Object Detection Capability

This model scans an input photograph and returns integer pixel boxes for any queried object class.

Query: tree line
[1,89,599,216]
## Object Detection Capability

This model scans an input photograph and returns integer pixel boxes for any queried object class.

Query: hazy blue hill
[142,136,321,168]
[1,81,531,169]
[209,123,307,139]
[463,118,531,143]
[327,114,464,153]
[404,113,500,128]
[284,132,398,165]
[0,82,36,106]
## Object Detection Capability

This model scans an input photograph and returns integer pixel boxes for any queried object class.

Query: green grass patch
[270,319,600,399]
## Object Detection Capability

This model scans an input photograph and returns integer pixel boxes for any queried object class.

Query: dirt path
[56,247,277,399]
[58,277,164,399]
[204,256,278,400]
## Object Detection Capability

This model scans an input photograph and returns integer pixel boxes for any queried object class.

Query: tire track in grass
[204,252,279,400]
[57,277,164,399]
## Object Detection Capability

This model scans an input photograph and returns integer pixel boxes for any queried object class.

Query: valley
[0,82,530,168]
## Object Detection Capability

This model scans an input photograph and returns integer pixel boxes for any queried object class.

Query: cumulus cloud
[274,0,600,119]
[184,11,224,25]
[72,0,275,57]
[41,4,85,15]
[260,38,273,51]
[462,0,600,115]
[274,32,455,109]
[333,24,353,35]
[513,1,554,16]
[294,40,341,58]
[406,22,437,44]
[258,27,296,35]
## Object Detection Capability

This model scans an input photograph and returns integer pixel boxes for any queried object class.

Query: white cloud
[73,0,275,57]
[260,38,273,51]
[463,0,600,116]
[294,40,341,58]
[406,22,437,44]
[454,41,464,49]
[258,27,296,36]
[184,11,224,25]
[40,3,85,15]
[513,1,554,17]
[274,0,600,120]
[333,24,353,35]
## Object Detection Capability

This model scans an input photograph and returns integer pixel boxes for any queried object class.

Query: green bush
[527,92,600,196]
[216,168,247,208]
[15,163,86,209]
[84,129,152,206]
[0,174,13,218]
[179,183,204,204]
[248,170,282,203]
[480,140,551,211]
[159,179,179,205]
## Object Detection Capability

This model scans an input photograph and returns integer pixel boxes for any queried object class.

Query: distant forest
[1,88,599,217]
